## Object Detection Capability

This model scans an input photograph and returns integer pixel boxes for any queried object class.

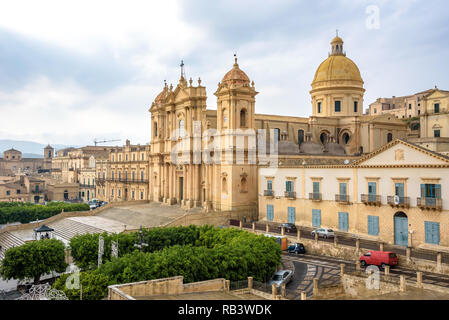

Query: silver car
[268,270,293,287]
[311,228,335,239]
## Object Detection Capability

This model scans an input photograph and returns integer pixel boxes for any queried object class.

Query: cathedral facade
[148,36,408,214]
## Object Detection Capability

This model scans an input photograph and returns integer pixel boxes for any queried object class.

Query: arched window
[222,177,228,194]
[154,122,158,138]
[241,178,248,193]
[141,171,144,181]
[342,132,350,145]
[179,119,185,137]
[320,132,328,145]
[132,171,135,181]
[298,130,305,144]
[387,133,393,142]
[240,109,247,127]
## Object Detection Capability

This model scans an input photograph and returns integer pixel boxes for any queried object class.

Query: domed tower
[310,35,365,117]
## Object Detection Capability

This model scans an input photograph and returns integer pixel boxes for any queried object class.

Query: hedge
[0,202,89,224]
[62,226,282,299]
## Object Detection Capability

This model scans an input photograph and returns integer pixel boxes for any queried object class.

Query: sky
[0,0,448,146]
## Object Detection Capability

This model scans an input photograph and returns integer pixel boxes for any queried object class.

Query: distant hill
[0,139,78,155]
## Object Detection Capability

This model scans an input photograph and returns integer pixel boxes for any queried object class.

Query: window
[141,153,144,160]
[374,108,377,114]
[387,133,393,142]
[287,207,296,224]
[112,171,115,180]
[6,191,10,196]
[312,209,321,227]
[339,183,347,201]
[425,221,440,245]
[317,102,322,114]
[132,171,135,181]
[240,178,248,193]
[335,101,341,113]
[267,180,272,190]
[267,205,274,221]
[421,184,441,199]
[354,101,358,113]
[395,183,405,198]
[119,154,122,161]
[133,154,136,161]
[286,181,293,192]
[368,182,377,202]
[132,191,135,199]
[313,181,320,194]
[141,192,144,200]
[434,130,441,138]
[126,154,128,161]
[367,216,379,236]
[338,212,349,232]
[111,189,114,196]
[409,104,412,110]
[118,189,121,197]
[342,132,350,145]
[240,109,246,127]
[298,130,305,144]
[179,119,185,137]
[154,122,158,138]
[141,171,144,181]
[434,103,440,113]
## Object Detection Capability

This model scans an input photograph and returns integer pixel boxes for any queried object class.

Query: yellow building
[96,140,150,202]
[259,139,449,250]
[148,35,408,214]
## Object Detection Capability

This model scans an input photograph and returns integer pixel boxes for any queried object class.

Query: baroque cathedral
[148,35,408,214]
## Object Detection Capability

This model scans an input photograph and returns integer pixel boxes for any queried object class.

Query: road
[282,252,449,299]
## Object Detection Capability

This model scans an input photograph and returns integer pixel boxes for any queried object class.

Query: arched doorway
[320,132,328,145]
[63,190,69,200]
[394,212,408,246]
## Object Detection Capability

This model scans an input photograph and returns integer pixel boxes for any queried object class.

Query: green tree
[53,271,109,300]
[0,239,67,284]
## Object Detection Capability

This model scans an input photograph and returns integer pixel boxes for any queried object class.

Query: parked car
[359,251,398,269]
[311,228,335,239]
[268,270,293,287]
[281,223,297,233]
[287,243,306,254]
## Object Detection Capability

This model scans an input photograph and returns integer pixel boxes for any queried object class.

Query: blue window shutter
[288,207,296,224]
[312,209,321,227]
[313,182,320,193]
[421,184,426,198]
[435,223,440,245]
[368,216,379,236]
[267,205,274,221]
[425,222,431,244]
[267,180,272,190]
[340,183,347,195]
[436,184,441,199]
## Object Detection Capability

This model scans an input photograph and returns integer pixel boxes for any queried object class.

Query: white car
[268,270,293,288]
[311,228,335,239]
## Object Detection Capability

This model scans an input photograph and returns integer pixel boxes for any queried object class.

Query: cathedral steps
[0,231,25,260]
[48,218,107,242]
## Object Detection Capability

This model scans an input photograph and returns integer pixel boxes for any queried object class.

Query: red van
[359,251,398,269]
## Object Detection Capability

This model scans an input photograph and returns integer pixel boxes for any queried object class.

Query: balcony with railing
[417,197,442,211]
[387,196,410,208]
[309,193,322,202]
[284,191,296,199]
[361,194,382,206]
[264,190,274,197]
[335,194,350,204]
[79,184,95,189]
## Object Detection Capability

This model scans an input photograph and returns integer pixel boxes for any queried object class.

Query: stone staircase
[0,232,25,260]
[48,218,107,242]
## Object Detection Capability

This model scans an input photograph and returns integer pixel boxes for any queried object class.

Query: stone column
[271,284,277,300]
[301,291,307,300]
[340,264,345,277]
[356,261,361,271]
[315,232,319,243]
[280,283,286,298]
[416,272,423,288]
[225,280,230,292]
[400,275,406,292]
[437,252,442,272]
[406,247,411,263]
[385,265,390,279]
[239,221,243,229]
[248,277,253,290]
[266,224,269,233]
[379,242,384,252]
[281,227,285,236]
[297,229,301,240]
[252,222,256,233]
[334,235,338,246]
[355,238,360,252]
[313,278,319,296]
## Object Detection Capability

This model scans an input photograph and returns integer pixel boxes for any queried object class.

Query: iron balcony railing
[309,193,322,201]
[387,196,410,208]
[335,194,350,203]
[361,194,382,206]
[264,190,274,197]
[79,184,95,188]
[284,191,296,199]
[104,178,149,184]
[417,197,442,211]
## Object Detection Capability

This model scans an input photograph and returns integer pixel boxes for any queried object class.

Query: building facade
[96,140,150,202]
[0,146,53,174]
[147,35,408,213]
[259,139,449,249]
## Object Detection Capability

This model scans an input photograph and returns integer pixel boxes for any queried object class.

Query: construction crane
[93,139,121,146]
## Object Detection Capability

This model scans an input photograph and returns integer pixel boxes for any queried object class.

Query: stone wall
[108,276,226,300]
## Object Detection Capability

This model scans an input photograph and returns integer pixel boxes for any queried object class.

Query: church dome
[155,86,168,103]
[311,36,363,88]
[222,57,250,85]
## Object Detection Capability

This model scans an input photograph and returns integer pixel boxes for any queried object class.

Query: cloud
[0,0,448,146]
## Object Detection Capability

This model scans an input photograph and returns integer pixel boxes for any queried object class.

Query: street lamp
[134,226,149,251]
